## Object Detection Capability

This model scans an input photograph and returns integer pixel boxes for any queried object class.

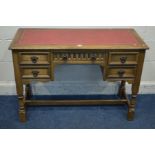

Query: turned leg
[100,65,105,81]
[127,83,138,121]
[117,80,126,98]
[128,94,136,121]
[26,84,32,99]
[16,84,27,122]
[18,95,26,122]
[127,52,145,120]
[12,51,27,122]
[51,55,55,81]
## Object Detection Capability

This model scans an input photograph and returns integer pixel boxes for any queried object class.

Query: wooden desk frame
[10,28,149,122]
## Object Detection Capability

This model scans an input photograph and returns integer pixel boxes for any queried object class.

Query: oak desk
[9,28,149,122]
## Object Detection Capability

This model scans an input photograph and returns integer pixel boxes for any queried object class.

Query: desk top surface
[10,28,149,50]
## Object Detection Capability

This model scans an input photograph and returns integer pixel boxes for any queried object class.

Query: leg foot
[127,95,136,121]
[19,110,26,122]
[127,108,135,121]
[18,96,27,122]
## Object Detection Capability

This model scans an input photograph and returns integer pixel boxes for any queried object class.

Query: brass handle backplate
[117,70,125,77]
[31,56,38,64]
[120,56,127,64]
[32,70,39,77]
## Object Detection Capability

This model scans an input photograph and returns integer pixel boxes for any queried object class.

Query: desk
[9,28,149,122]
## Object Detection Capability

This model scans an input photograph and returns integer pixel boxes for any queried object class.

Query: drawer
[106,67,136,79]
[109,52,139,65]
[19,52,50,65]
[21,66,50,79]
[53,52,105,63]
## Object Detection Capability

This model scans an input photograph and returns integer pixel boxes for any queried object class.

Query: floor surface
[0,94,154,129]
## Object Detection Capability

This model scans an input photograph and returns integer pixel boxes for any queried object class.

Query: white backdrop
[0,0,155,155]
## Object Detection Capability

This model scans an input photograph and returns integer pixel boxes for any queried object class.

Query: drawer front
[109,52,139,65]
[21,67,50,79]
[107,67,136,78]
[19,52,50,65]
[53,52,105,63]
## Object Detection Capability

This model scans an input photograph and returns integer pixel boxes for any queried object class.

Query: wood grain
[10,28,149,122]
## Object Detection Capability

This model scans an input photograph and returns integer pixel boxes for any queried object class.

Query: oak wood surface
[108,51,139,65]
[10,28,149,122]
[26,99,128,106]
[19,52,50,65]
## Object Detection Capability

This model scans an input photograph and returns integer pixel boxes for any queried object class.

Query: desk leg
[12,51,26,122]
[26,84,32,98]
[16,84,26,122]
[128,83,137,121]
[127,52,145,121]
[18,95,26,122]
[118,80,126,98]
[51,63,55,81]
[51,53,54,81]
[17,84,26,122]
[100,65,104,80]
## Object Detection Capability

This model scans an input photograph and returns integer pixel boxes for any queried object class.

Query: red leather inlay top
[16,29,140,46]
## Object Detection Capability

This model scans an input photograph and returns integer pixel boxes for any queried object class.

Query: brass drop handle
[120,56,127,64]
[117,70,125,77]
[62,55,68,61]
[91,54,97,61]
[31,56,38,64]
[32,70,39,78]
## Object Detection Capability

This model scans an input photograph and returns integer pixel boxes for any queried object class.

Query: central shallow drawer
[53,51,105,63]
[19,52,50,65]
[21,66,50,79]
